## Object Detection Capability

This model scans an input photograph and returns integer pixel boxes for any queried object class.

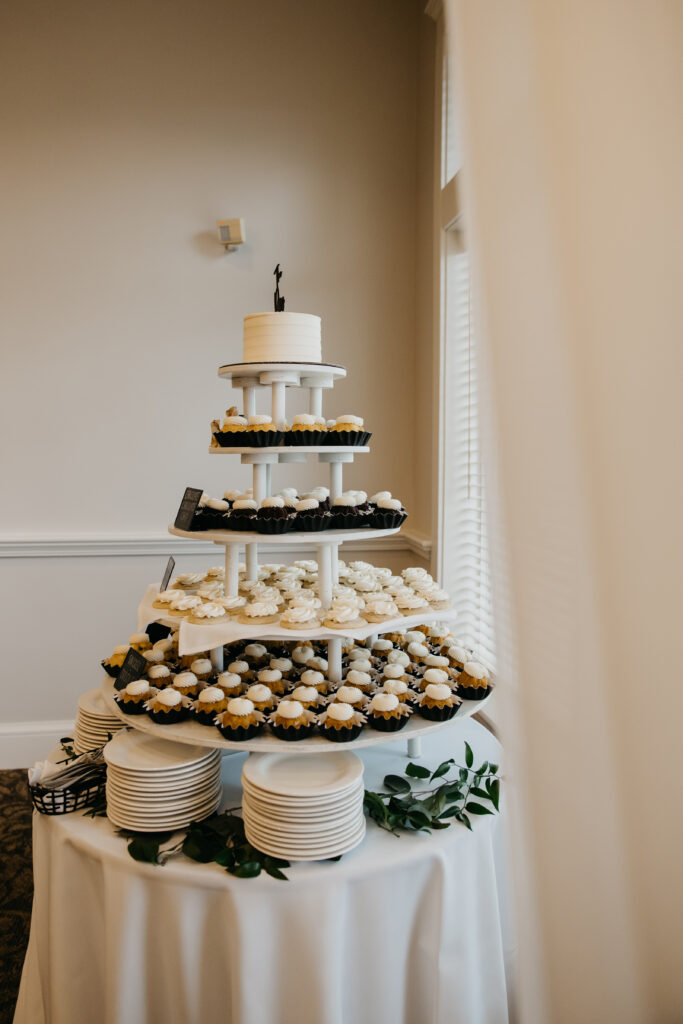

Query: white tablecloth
[14,720,511,1024]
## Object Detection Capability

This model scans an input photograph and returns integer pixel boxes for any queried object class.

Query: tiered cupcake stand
[102,360,493,857]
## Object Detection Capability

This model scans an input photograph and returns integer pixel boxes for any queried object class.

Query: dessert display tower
[102,289,492,856]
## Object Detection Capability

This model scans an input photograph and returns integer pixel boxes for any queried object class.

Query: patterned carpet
[0,770,33,1024]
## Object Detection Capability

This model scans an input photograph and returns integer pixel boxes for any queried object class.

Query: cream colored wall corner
[0,0,433,751]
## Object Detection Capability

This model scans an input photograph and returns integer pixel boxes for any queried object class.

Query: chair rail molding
[0,530,432,560]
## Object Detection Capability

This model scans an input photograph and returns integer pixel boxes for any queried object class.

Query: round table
[14,719,511,1024]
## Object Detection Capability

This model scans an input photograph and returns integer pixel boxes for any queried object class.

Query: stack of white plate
[73,688,126,754]
[242,751,366,862]
[103,731,222,832]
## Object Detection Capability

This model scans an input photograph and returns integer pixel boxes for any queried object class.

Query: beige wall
[0,0,433,750]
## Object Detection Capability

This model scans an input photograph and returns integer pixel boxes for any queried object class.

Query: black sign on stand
[174,488,203,531]
[145,622,172,645]
[160,556,175,592]
[114,648,148,691]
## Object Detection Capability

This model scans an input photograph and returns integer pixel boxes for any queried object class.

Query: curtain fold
[445,2,683,1020]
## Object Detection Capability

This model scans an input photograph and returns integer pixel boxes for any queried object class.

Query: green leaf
[423,790,447,816]
[384,774,411,794]
[438,805,461,818]
[364,792,388,822]
[488,779,500,811]
[214,847,235,869]
[443,782,463,800]
[387,812,404,829]
[457,811,472,831]
[405,762,431,779]
[431,760,454,781]
[465,741,474,768]
[128,837,162,863]
[233,860,262,878]
[465,801,493,815]
[469,786,490,800]
[459,768,469,783]
[205,813,245,838]
[488,763,499,775]
[407,809,432,830]
[263,857,289,880]
[430,819,451,829]
[182,831,225,863]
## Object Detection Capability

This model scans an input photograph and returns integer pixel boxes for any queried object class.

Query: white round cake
[243,312,321,363]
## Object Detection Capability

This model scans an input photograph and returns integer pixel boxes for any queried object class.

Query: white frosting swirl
[227,697,254,717]
[245,643,267,657]
[425,654,449,669]
[423,668,450,685]
[143,649,165,663]
[369,491,391,503]
[170,595,202,611]
[258,668,282,684]
[193,602,226,619]
[244,601,279,617]
[191,659,212,675]
[217,672,242,690]
[291,686,319,703]
[261,496,285,508]
[233,498,258,511]
[387,650,410,667]
[463,662,487,680]
[335,685,363,703]
[326,703,354,722]
[276,700,304,720]
[148,665,171,679]
[382,679,408,696]
[372,639,393,652]
[425,683,452,702]
[125,680,150,696]
[175,671,198,687]
[248,414,273,426]
[407,642,429,658]
[326,604,359,624]
[296,498,319,511]
[282,605,318,624]
[228,661,249,675]
[369,693,399,713]
[205,497,229,511]
[346,669,371,687]
[198,687,224,704]
[383,664,405,680]
[378,498,402,511]
[129,633,149,645]
[300,669,325,687]
[335,414,363,427]
[270,658,292,673]
[245,684,272,703]
[292,413,316,425]
[156,689,182,707]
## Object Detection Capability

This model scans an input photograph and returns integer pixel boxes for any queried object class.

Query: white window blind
[441,231,496,671]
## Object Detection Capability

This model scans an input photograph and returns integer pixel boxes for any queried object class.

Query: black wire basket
[29,769,107,815]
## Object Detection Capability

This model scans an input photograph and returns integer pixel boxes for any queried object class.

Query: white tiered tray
[137,584,456,652]
[101,676,493,755]
[168,525,399,545]
[217,361,346,382]
[208,446,370,456]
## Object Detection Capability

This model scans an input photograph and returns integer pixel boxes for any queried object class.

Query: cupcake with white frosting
[193,686,228,725]
[214,671,245,699]
[214,412,248,446]
[257,496,291,535]
[365,692,412,732]
[244,643,269,668]
[378,677,412,703]
[188,601,228,625]
[145,687,192,724]
[215,697,265,740]
[244,683,278,713]
[286,412,327,446]
[457,661,492,700]
[330,414,369,447]
[115,679,157,714]
[238,600,280,626]
[280,603,321,631]
[173,671,202,698]
[417,668,454,693]
[294,497,329,531]
[415,682,461,721]
[147,664,174,688]
[102,643,130,677]
[196,496,230,530]
[256,668,287,696]
[128,632,151,652]
[371,496,408,530]
[330,494,363,530]
[363,595,399,624]
[227,498,258,531]
[344,669,374,694]
[322,600,366,630]
[328,685,367,711]
[227,659,254,684]
[245,414,282,447]
[268,699,317,740]
[318,702,366,742]
[190,658,213,684]
[299,668,329,695]
[290,685,326,710]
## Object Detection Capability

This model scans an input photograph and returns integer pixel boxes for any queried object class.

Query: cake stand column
[319,451,354,502]
[243,386,257,419]
[224,543,240,597]
[271,381,286,430]
[210,646,224,673]
[252,462,267,504]
[246,543,258,581]
[331,543,339,585]
[308,386,322,418]
[407,737,422,758]
[327,637,342,684]
[317,542,332,610]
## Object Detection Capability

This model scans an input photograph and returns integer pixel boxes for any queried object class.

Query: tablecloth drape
[14,719,511,1024]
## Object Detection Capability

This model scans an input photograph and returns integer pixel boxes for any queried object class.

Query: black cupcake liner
[269,723,317,742]
[213,431,248,448]
[330,511,366,530]
[284,430,328,446]
[296,514,331,532]
[371,510,408,530]
[256,517,292,535]
[194,708,224,726]
[414,701,460,722]
[366,713,410,733]
[225,514,257,531]
[242,430,285,448]
[102,660,120,678]
[195,510,231,531]
[114,696,149,715]
[319,724,364,743]
[147,707,191,725]
[326,430,372,447]
[216,721,264,741]
[456,684,492,701]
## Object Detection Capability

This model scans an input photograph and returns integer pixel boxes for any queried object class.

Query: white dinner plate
[241,801,361,825]
[242,750,363,798]
[241,775,362,806]
[106,789,222,818]
[106,780,222,809]
[243,811,364,843]
[107,771,221,797]
[244,819,366,861]
[104,731,219,772]
[78,688,115,717]
[106,799,221,832]
[106,796,222,822]
[242,788,362,820]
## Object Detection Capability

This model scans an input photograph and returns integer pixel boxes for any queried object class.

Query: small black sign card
[114,648,148,691]
[160,556,175,592]
[174,487,203,531]
[145,621,172,645]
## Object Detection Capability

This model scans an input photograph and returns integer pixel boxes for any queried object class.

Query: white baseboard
[0,720,75,770]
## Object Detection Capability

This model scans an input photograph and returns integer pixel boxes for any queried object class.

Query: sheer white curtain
[444,1,683,1021]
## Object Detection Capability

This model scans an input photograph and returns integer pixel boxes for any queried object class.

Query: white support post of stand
[265,462,272,498]
[327,636,342,683]
[317,543,332,610]
[210,646,224,674]
[252,462,267,505]
[329,460,343,502]
[224,543,240,598]
[246,542,258,581]
[330,543,339,585]
[407,737,422,759]
[243,386,257,419]
[309,386,323,419]
[271,381,286,430]
[367,633,378,650]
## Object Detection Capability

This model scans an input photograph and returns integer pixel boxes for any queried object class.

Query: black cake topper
[273,264,285,311]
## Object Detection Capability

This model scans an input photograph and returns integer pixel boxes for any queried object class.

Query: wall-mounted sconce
[217,218,246,251]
